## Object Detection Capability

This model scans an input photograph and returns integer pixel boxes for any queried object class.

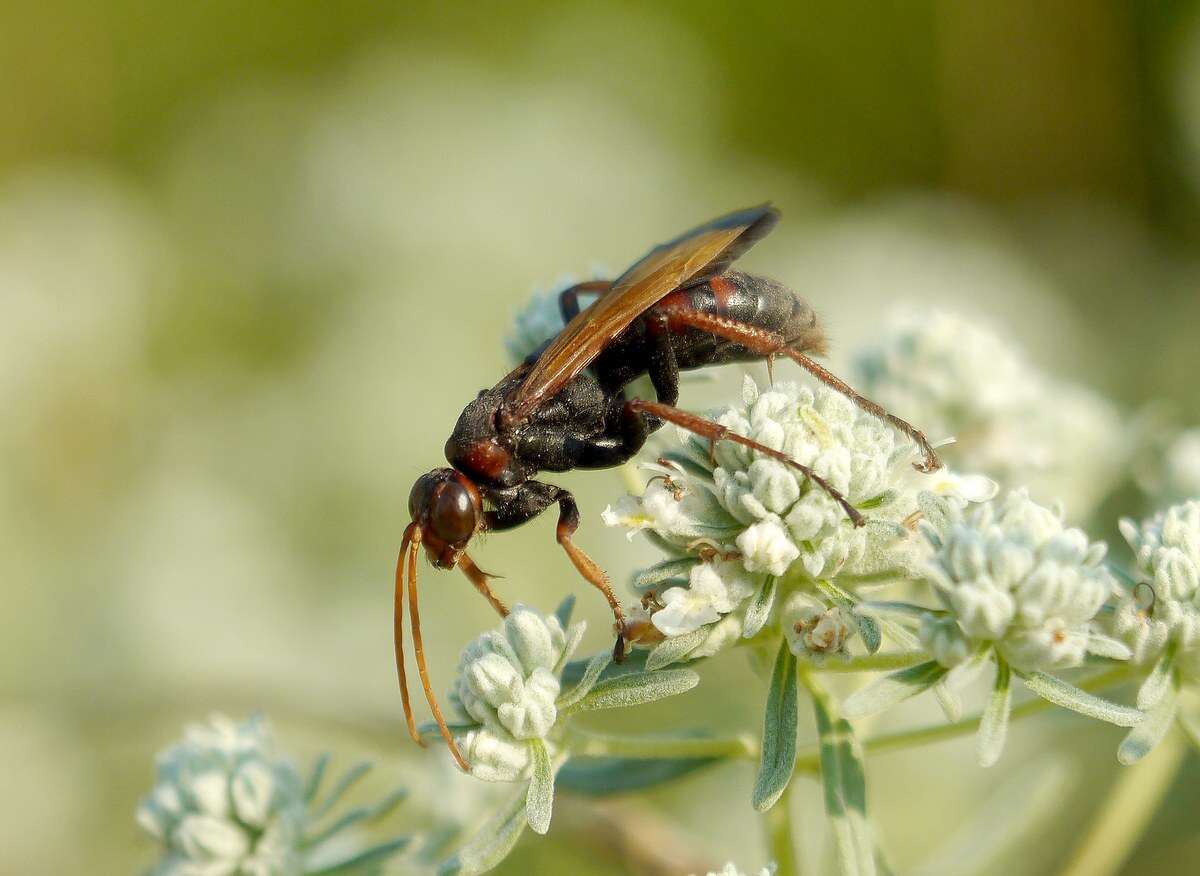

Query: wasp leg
[484,480,629,659]
[457,552,509,618]
[661,309,942,473]
[625,399,865,527]
[558,279,612,322]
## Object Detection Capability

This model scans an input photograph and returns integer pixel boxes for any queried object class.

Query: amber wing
[501,205,780,423]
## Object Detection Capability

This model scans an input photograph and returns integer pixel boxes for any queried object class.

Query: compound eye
[408,474,438,520]
[430,482,477,544]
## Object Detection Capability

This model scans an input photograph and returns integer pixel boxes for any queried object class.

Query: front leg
[485,480,629,659]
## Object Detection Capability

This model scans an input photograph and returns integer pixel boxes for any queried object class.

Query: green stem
[811,651,928,673]
[763,780,800,876]
[561,727,759,760]
[1058,727,1187,876]
[793,665,1133,770]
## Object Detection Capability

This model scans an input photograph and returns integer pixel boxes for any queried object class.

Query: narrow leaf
[556,651,612,709]
[525,739,555,835]
[558,756,718,796]
[309,836,410,875]
[1137,644,1177,711]
[560,648,648,686]
[1019,671,1143,727]
[1119,677,1178,764]
[633,557,698,590]
[857,600,940,621]
[304,789,407,848]
[554,621,587,674]
[1086,633,1133,662]
[978,659,1012,767]
[813,692,877,876]
[646,626,709,671]
[572,669,699,711]
[553,594,576,629]
[311,762,372,820]
[752,641,799,812]
[841,661,948,719]
[438,786,527,875]
[305,752,331,803]
[1179,708,1200,751]
[742,576,778,639]
[932,680,962,723]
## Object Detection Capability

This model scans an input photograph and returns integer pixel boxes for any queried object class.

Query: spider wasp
[397,205,941,768]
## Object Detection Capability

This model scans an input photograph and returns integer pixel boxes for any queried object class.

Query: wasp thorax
[408,468,483,558]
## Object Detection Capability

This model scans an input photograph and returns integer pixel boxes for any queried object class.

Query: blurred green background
[3,2,1200,874]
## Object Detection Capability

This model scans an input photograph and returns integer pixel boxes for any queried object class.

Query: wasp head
[408,468,483,568]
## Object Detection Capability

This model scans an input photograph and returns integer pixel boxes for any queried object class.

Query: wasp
[396,205,942,769]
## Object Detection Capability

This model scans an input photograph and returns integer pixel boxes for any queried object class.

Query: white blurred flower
[781,593,856,664]
[920,489,1118,673]
[691,863,773,876]
[1112,501,1200,671]
[1162,429,1200,502]
[853,310,1126,517]
[137,715,406,876]
[605,377,991,644]
[504,273,610,364]
[137,714,306,876]
[450,605,582,781]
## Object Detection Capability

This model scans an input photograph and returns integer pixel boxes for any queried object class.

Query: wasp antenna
[458,552,510,618]
[407,529,470,772]
[395,523,422,747]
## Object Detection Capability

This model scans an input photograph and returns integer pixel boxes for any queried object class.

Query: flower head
[920,489,1117,672]
[604,376,992,640]
[1112,500,1200,671]
[1162,430,1200,503]
[450,605,582,781]
[781,593,856,664]
[853,310,1126,517]
[137,715,406,876]
[691,864,774,876]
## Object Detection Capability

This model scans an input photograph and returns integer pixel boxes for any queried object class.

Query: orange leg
[627,399,865,528]
[458,552,510,618]
[665,309,942,473]
[394,524,421,746]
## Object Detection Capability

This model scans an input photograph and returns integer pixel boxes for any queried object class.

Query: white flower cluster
[136,714,307,876]
[603,376,993,638]
[781,593,856,663]
[451,605,581,781]
[853,310,1126,517]
[920,489,1119,673]
[1112,500,1200,673]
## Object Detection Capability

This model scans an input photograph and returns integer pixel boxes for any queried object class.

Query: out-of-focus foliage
[3,2,1200,875]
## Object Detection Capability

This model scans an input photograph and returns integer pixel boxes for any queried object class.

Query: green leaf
[526,739,555,835]
[812,692,877,876]
[554,621,587,674]
[646,626,709,670]
[560,648,648,686]
[1019,671,1143,727]
[743,576,778,639]
[633,557,698,590]
[1119,677,1179,764]
[932,679,962,723]
[1085,633,1133,661]
[311,761,372,820]
[571,669,699,712]
[556,651,612,709]
[1137,644,1177,710]
[978,659,1012,767]
[554,594,576,628]
[753,641,799,812]
[308,837,410,875]
[305,752,331,803]
[304,789,407,849]
[438,786,528,876]
[1179,707,1200,751]
[841,661,948,719]
[558,756,719,796]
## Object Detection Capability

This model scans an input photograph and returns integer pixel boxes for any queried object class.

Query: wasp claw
[612,634,627,664]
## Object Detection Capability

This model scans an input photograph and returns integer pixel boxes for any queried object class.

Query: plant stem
[561,727,759,760]
[763,779,800,876]
[793,665,1133,771]
[812,651,928,673]
[1058,726,1187,876]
